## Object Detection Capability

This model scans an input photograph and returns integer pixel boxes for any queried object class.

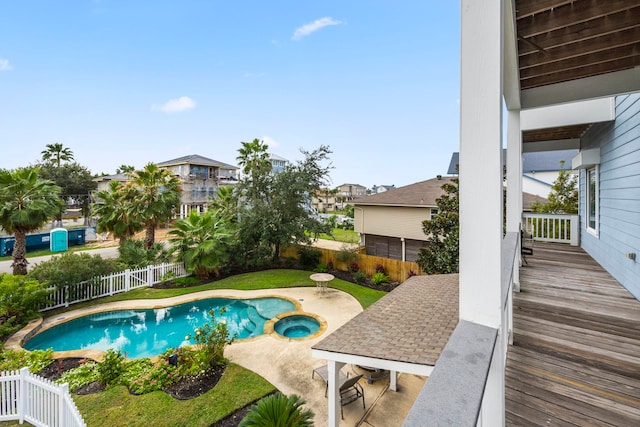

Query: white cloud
[0,58,13,71]
[262,136,281,148]
[154,96,196,113]
[292,17,342,41]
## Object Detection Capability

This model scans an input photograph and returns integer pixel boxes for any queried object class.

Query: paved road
[0,246,119,275]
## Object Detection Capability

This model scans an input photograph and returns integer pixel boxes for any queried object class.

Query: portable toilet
[50,228,68,252]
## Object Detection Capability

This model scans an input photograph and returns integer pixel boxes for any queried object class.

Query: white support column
[327,361,346,427]
[459,0,504,329]
[390,370,398,391]
[506,109,523,292]
[401,238,406,262]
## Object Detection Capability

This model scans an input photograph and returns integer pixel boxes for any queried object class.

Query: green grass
[46,269,386,316]
[0,364,274,427]
[314,228,359,244]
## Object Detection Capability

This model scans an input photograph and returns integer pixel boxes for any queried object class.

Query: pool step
[244,306,264,333]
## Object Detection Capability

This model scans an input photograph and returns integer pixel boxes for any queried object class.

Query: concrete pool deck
[9,286,425,426]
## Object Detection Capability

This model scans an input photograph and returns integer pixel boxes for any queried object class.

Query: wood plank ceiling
[516,0,640,144]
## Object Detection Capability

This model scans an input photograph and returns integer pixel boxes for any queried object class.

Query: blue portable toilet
[50,228,68,252]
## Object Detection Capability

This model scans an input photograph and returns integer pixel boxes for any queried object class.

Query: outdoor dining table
[309,272,334,294]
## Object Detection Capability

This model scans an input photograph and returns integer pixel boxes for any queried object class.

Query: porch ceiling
[514,0,640,143]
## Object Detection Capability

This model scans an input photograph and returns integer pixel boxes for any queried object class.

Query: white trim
[521,97,615,130]
[311,349,434,377]
[586,166,599,238]
[522,139,581,153]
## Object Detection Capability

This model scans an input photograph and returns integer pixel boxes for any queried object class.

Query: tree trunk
[145,224,155,249]
[11,229,29,275]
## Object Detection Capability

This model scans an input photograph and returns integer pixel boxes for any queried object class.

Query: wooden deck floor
[506,242,640,426]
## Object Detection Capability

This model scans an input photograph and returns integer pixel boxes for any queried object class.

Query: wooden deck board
[506,242,640,426]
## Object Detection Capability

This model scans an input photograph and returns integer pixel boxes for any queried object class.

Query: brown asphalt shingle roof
[352,177,454,207]
[313,274,459,366]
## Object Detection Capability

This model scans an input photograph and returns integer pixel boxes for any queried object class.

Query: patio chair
[339,374,365,419]
[312,364,349,397]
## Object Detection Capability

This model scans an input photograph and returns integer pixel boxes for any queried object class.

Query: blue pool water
[274,315,320,338]
[24,297,296,358]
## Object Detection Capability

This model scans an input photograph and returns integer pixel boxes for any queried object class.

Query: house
[448,149,578,198]
[311,189,338,213]
[93,154,238,218]
[352,176,545,262]
[370,184,395,194]
[268,153,288,174]
[313,2,640,426]
[336,183,367,201]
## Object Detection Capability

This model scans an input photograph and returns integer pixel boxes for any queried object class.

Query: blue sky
[0,1,460,189]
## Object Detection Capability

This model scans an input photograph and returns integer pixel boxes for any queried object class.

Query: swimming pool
[23,297,296,359]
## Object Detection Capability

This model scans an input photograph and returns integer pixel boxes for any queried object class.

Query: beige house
[353,176,545,262]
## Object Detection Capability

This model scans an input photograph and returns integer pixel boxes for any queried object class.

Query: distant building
[269,153,289,173]
[371,184,396,194]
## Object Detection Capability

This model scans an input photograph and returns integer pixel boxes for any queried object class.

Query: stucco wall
[579,93,640,300]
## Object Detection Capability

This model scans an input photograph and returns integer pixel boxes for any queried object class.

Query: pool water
[24,297,296,359]
[274,315,320,338]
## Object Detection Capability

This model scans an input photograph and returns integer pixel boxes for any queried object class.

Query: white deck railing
[41,262,187,312]
[522,213,579,245]
[0,368,85,427]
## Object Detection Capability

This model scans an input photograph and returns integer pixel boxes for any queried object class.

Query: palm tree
[239,393,314,427]
[0,167,63,275]
[208,186,238,223]
[131,163,181,248]
[115,164,135,174]
[41,143,74,168]
[236,138,271,177]
[91,181,143,245]
[168,210,232,278]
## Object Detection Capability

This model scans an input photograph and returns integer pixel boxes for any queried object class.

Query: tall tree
[530,161,578,214]
[0,167,63,275]
[169,209,233,278]
[236,141,332,260]
[41,143,74,168]
[38,162,97,224]
[115,164,135,174]
[91,180,143,245]
[131,163,181,248]
[416,177,459,274]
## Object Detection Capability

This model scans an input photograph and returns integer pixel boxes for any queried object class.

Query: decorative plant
[327,260,334,271]
[375,263,386,274]
[185,308,235,369]
[297,246,322,271]
[352,271,368,284]
[335,244,359,265]
[349,262,360,273]
[97,349,125,386]
[371,272,390,286]
[239,393,314,427]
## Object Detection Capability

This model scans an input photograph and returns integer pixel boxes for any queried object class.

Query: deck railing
[0,368,85,427]
[41,262,187,312]
[522,213,579,245]
[404,232,519,426]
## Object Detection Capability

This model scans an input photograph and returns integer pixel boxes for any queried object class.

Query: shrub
[371,272,390,286]
[335,244,359,264]
[57,361,100,392]
[327,260,334,271]
[0,348,53,373]
[0,274,50,339]
[121,357,184,394]
[352,271,368,284]
[240,393,314,427]
[314,263,328,273]
[297,247,322,271]
[349,262,360,273]
[375,263,386,274]
[185,309,235,370]
[97,349,125,386]
[27,252,118,288]
[173,276,200,287]
[117,239,174,269]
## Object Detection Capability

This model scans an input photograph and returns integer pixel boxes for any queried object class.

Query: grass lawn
[314,228,359,244]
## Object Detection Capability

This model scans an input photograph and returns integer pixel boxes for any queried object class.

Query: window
[586,166,598,236]
[430,208,439,220]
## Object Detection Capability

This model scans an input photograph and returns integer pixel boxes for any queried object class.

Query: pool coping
[7,288,328,362]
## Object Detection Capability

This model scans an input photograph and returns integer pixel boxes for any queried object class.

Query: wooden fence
[42,262,188,312]
[0,368,85,427]
[281,245,422,283]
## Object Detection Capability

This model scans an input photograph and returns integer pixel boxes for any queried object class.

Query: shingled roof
[156,154,237,169]
[352,177,454,207]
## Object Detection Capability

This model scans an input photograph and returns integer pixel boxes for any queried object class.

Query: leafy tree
[27,252,119,288]
[41,143,74,168]
[0,167,64,275]
[92,180,143,245]
[130,163,182,248]
[169,210,233,278]
[117,239,173,269]
[115,164,135,174]
[416,177,459,274]
[185,309,235,368]
[236,140,332,261]
[530,161,578,214]
[343,203,354,218]
[38,161,97,224]
[0,274,50,339]
[240,393,314,427]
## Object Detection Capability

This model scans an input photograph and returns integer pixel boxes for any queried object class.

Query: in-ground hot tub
[273,314,321,339]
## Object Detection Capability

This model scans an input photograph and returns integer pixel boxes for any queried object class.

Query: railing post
[59,383,68,426]
[570,215,580,246]
[125,269,131,293]
[147,265,153,287]
[18,368,27,424]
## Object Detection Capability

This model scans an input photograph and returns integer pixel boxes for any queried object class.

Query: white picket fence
[0,368,85,427]
[41,262,187,312]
